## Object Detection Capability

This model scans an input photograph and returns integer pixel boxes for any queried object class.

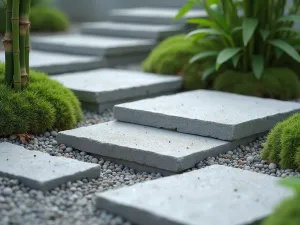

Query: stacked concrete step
[0,50,105,75]
[52,69,183,113]
[57,90,300,174]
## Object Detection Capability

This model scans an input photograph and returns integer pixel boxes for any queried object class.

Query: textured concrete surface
[52,69,182,105]
[111,7,206,24]
[31,34,155,57]
[0,50,104,75]
[80,22,183,40]
[95,165,292,225]
[0,142,100,191]
[57,121,260,173]
[114,90,300,141]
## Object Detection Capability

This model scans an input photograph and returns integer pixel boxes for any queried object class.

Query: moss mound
[0,5,69,33]
[30,7,69,32]
[0,64,83,137]
[142,34,221,90]
[261,113,300,169]
[213,68,300,100]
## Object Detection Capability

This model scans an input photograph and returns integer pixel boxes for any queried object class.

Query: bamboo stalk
[12,0,21,90]
[25,0,31,78]
[3,0,13,86]
[19,0,30,87]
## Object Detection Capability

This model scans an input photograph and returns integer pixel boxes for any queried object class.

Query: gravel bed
[1,109,300,225]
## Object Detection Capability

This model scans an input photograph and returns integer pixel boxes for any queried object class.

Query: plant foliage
[176,0,300,81]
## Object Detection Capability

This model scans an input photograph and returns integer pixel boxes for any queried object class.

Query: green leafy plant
[262,178,300,225]
[261,113,300,170]
[176,0,300,81]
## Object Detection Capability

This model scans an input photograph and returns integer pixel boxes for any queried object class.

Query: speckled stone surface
[114,90,300,141]
[0,142,100,191]
[95,165,292,225]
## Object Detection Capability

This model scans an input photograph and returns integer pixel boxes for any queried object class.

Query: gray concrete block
[0,142,100,191]
[51,69,182,109]
[110,7,207,24]
[56,121,261,173]
[80,22,184,40]
[95,165,292,225]
[31,34,155,57]
[0,50,105,75]
[114,90,300,141]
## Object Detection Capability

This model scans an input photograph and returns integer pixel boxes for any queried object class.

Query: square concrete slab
[56,121,260,174]
[110,7,207,24]
[30,34,155,57]
[0,50,104,75]
[52,69,182,113]
[0,142,100,191]
[114,90,300,141]
[95,165,292,225]
[80,21,184,40]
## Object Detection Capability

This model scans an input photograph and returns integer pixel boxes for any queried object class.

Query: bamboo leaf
[278,14,300,23]
[232,53,241,68]
[269,39,300,62]
[260,29,270,41]
[242,18,259,46]
[189,51,218,64]
[251,55,264,80]
[276,27,300,35]
[216,48,241,70]
[187,18,215,27]
[175,0,197,20]
[186,28,222,39]
[201,65,216,81]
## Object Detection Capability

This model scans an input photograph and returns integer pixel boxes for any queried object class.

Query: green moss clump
[213,68,300,100]
[30,7,69,32]
[142,34,221,90]
[261,113,300,170]
[0,64,83,137]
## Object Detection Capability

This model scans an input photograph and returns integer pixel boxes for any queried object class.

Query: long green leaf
[186,28,222,39]
[278,14,300,23]
[232,53,241,68]
[187,18,216,27]
[251,55,264,80]
[201,65,216,81]
[189,51,218,64]
[216,48,241,70]
[269,39,300,62]
[276,27,300,35]
[242,18,259,46]
[260,29,270,41]
[175,0,197,20]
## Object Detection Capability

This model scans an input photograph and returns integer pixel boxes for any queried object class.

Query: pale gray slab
[80,21,183,40]
[95,165,292,225]
[114,90,300,141]
[56,121,260,173]
[111,7,207,24]
[0,142,100,191]
[0,50,105,75]
[51,69,182,104]
[31,34,155,57]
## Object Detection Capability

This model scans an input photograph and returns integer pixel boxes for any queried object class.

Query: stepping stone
[0,50,104,75]
[31,34,155,66]
[110,7,206,25]
[52,69,182,113]
[80,22,184,40]
[56,121,260,174]
[95,165,292,225]
[114,90,300,141]
[0,142,100,191]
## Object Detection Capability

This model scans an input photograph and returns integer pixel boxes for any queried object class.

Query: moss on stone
[142,34,221,90]
[0,63,82,136]
[30,7,69,32]
[213,68,300,100]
